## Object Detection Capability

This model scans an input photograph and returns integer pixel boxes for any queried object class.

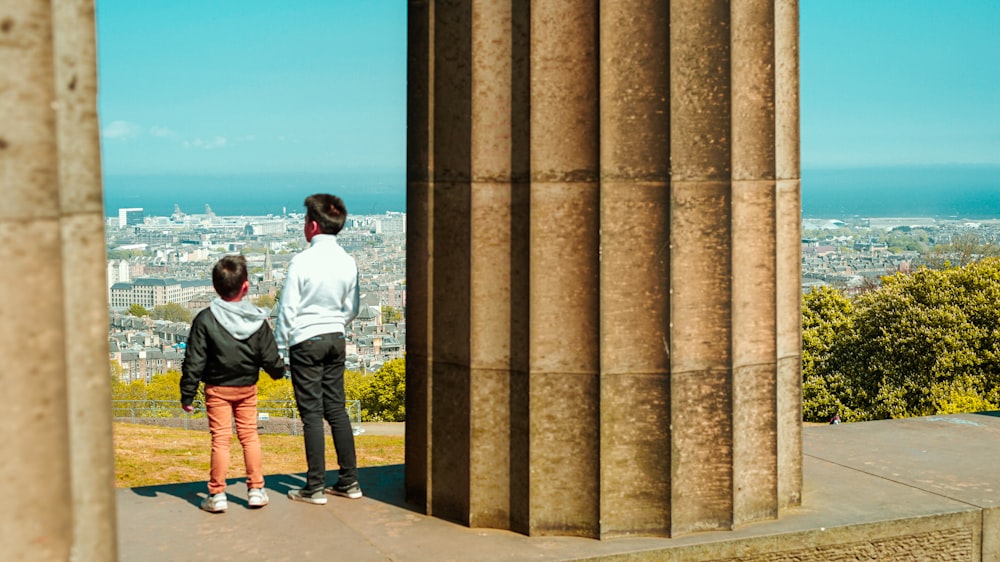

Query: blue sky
[96,1,406,176]
[97,1,999,176]
[801,0,1000,168]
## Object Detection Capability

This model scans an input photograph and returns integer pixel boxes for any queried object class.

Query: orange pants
[205,385,263,494]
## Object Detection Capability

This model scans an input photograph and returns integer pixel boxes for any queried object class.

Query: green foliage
[802,258,1000,422]
[345,358,406,422]
[253,294,276,309]
[151,302,192,324]
[923,231,1000,269]
[111,371,186,417]
[382,305,402,324]
[257,373,296,416]
[128,304,150,317]
[145,371,182,401]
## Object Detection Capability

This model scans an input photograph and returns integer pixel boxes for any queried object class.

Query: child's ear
[241,280,250,298]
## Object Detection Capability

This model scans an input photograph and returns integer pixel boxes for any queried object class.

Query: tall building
[117,207,143,227]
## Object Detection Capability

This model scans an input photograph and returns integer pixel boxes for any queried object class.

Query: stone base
[118,413,1000,561]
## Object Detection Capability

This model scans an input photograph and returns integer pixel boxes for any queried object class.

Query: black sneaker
[326,480,363,499]
[287,488,327,505]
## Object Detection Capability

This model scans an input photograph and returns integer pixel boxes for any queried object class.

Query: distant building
[118,207,143,228]
[106,259,131,299]
[377,212,406,235]
[243,220,286,236]
[109,277,211,310]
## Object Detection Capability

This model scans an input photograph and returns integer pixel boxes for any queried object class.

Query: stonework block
[469,367,512,529]
[600,372,671,537]
[470,182,515,369]
[775,0,800,180]
[529,182,599,374]
[731,0,777,181]
[61,211,117,560]
[670,368,734,534]
[732,362,778,525]
[777,355,803,509]
[732,179,777,367]
[669,0,732,181]
[984,506,1000,562]
[530,0,598,182]
[528,371,599,536]
[53,0,102,214]
[599,181,670,373]
[431,181,471,366]
[669,181,732,373]
[0,219,71,560]
[599,0,670,181]
[0,2,59,221]
[430,360,471,524]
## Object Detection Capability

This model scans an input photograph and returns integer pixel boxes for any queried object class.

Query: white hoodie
[275,234,360,352]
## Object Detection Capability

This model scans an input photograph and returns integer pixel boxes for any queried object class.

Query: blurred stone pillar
[407,0,800,538]
[0,1,118,560]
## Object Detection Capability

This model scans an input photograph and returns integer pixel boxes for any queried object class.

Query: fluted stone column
[0,1,118,559]
[407,0,800,539]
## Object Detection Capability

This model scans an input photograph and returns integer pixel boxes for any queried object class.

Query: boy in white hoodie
[276,194,361,504]
[180,255,285,512]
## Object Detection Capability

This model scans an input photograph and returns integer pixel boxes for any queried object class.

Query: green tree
[257,372,296,417]
[803,258,1000,422]
[344,369,367,403]
[253,294,276,310]
[356,358,406,422]
[924,231,1000,269]
[128,304,150,317]
[146,371,182,402]
[152,302,192,324]
[382,305,402,324]
[801,286,857,422]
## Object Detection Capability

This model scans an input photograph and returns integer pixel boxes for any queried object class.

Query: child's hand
[182,404,194,413]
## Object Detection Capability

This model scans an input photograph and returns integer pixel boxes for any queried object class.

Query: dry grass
[113,422,404,489]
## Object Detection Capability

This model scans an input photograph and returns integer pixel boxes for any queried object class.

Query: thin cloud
[184,136,228,150]
[102,120,141,140]
[149,126,178,139]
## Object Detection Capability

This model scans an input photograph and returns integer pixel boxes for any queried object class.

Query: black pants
[290,333,357,492]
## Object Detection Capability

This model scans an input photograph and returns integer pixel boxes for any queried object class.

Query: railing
[112,400,364,435]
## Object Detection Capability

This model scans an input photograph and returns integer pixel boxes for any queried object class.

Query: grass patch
[114,422,404,489]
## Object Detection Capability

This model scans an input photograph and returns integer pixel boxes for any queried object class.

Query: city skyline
[97,2,999,177]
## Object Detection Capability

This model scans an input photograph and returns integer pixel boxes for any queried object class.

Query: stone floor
[118,414,1000,561]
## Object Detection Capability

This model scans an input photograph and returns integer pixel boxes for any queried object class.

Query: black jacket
[180,300,285,407]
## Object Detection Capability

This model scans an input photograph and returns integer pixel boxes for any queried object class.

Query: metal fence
[112,400,364,435]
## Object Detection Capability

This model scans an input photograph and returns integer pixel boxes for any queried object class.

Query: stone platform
[118,413,1000,561]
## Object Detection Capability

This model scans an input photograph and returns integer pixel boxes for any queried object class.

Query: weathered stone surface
[1,1,115,559]
[407,0,800,539]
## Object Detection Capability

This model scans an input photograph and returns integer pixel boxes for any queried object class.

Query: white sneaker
[201,492,227,513]
[248,488,269,508]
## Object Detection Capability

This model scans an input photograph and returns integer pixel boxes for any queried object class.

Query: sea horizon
[103,164,1000,220]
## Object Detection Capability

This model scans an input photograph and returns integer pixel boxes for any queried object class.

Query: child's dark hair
[304,193,348,235]
[212,255,248,299]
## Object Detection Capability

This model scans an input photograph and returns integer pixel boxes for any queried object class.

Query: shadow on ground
[128,464,411,511]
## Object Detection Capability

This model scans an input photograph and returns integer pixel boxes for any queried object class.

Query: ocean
[103,165,1000,219]
[103,172,406,218]
[802,165,1000,219]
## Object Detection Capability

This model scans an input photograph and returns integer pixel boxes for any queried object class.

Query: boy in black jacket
[180,255,285,512]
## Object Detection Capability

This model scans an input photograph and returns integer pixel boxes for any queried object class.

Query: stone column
[407,0,800,539]
[0,1,118,559]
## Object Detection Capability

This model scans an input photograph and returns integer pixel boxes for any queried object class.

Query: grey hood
[209,297,270,340]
